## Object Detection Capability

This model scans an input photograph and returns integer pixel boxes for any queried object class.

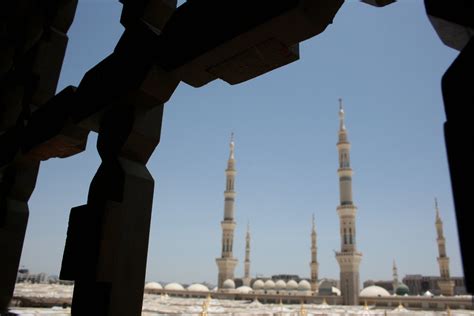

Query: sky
[20,1,463,287]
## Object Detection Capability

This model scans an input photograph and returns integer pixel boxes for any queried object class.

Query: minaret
[334,99,362,305]
[216,133,238,288]
[310,214,319,293]
[243,222,251,286]
[392,260,399,292]
[435,198,455,296]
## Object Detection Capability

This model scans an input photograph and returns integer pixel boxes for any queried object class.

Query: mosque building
[214,100,363,303]
[144,100,465,308]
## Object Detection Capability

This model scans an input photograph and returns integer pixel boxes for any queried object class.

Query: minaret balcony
[337,205,357,216]
[337,140,350,148]
[221,221,236,230]
[337,168,353,176]
[224,191,236,198]
[335,251,362,268]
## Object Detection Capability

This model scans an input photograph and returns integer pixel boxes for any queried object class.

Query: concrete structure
[243,223,251,286]
[310,214,319,293]
[435,198,455,296]
[216,133,238,288]
[335,99,362,305]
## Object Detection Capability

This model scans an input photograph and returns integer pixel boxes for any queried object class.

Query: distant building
[402,275,466,295]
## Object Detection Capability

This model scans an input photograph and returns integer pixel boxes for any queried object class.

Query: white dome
[222,279,235,289]
[187,283,209,292]
[264,280,275,289]
[252,280,264,290]
[331,286,341,296]
[275,280,286,290]
[360,285,390,297]
[287,280,298,290]
[235,286,253,294]
[298,280,311,291]
[145,282,162,290]
[164,282,184,291]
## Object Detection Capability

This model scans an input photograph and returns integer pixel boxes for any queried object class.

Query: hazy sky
[20,1,462,287]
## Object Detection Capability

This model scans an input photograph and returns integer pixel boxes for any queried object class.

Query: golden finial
[364,300,369,310]
[200,299,208,316]
[398,301,403,309]
[322,298,327,305]
[446,305,451,316]
[300,301,307,316]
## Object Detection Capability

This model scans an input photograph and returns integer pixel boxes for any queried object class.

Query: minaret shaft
[392,260,399,291]
[243,224,251,286]
[216,134,238,288]
[435,199,454,296]
[310,215,319,292]
[335,99,362,305]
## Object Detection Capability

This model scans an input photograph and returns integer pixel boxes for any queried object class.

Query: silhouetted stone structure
[0,0,472,314]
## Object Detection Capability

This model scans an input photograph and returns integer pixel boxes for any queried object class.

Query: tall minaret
[435,198,455,296]
[310,214,319,293]
[334,99,362,305]
[216,133,238,288]
[243,222,251,286]
[392,260,399,292]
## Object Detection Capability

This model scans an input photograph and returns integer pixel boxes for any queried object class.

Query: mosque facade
[214,100,363,303]
[144,100,463,307]
[211,100,462,305]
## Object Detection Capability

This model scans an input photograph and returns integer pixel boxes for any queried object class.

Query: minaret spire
[310,213,319,293]
[229,132,235,159]
[216,133,238,288]
[434,199,454,296]
[435,198,441,222]
[334,99,362,305]
[243,221,251,286]
[339,98,346,131]
[392,260,399,292]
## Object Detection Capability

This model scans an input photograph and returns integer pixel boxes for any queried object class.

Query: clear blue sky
[21,1,462,287]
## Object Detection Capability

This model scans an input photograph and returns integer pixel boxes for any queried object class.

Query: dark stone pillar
[0,159,39,311]
[61,104,164,316]
[0,0,78,311]
[441,37,474,294]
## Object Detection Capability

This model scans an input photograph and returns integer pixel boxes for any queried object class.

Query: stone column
[60,104,164,315]
[0,1,78,311]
